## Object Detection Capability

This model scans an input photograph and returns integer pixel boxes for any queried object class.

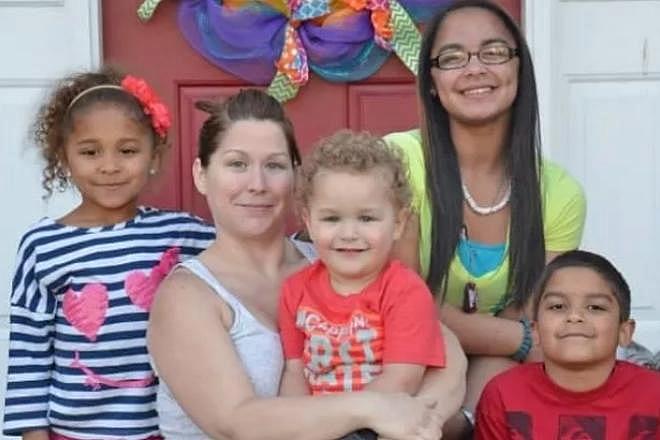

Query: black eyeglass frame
[430,46,520,70]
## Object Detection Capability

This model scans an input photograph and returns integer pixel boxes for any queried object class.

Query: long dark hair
[418,0,545,307]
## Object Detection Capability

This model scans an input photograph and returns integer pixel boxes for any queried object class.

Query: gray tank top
[157,239,316,439]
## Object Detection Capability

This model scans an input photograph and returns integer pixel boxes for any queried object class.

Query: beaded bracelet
[511,317,533,362]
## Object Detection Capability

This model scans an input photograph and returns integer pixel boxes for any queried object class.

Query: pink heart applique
[63,283,109,342]
[125,247,180,311]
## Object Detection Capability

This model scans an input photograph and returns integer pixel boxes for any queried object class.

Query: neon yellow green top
[385,129,587,314]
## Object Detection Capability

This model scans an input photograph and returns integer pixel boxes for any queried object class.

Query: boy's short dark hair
[532,250,631,322]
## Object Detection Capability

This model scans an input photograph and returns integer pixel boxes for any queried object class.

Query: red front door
[103,0,519,221]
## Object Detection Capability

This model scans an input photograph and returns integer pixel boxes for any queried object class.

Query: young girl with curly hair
[2,66,214,440]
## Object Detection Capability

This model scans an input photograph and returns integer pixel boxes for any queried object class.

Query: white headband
[66,84,124,111]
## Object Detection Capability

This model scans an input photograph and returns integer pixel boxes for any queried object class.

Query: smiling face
[63,104,158,224]
[534,267,634,370]
[303,168,406,294]
[194,119,295,239]
[430,7,519,126]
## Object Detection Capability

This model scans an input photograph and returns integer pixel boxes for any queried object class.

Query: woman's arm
[279,359,310,396]
[417,324,467,423]
[394,211,523,352]
[148,271,441,440]
[393,214,525,357]
[392,212,525,356]
[451,250,566,356]
[392,212,421,273]
[364,364,426,395]
[440,304,525,356]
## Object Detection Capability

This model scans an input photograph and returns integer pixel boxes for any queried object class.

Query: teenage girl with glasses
[385,1,587,437]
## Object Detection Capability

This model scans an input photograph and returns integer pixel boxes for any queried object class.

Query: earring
[430,88,437,97]
[149,168,157,176]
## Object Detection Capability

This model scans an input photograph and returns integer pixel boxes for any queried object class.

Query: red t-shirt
[278,259,445,394]
[475,361,660,439]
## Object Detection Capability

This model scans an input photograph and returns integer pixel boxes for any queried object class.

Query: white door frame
[0,1,101,431]
[522,0,660,353]
[522,0,555,155]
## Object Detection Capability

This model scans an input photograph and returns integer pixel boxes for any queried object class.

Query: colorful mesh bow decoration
[138,0,450,102]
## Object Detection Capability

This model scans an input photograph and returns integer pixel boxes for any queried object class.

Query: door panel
[562,80,660,324]
[348,83,419,135]
[529,0,660,351]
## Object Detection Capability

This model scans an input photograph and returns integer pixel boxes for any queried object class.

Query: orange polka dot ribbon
[268,0,331,101]
[275,22,310,87]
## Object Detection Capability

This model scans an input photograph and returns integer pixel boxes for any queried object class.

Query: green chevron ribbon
[390,0,421,75]
[267,71,300,103]
[137,0,164,22]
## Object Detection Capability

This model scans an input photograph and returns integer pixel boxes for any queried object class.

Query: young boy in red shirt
[475,250,660,439]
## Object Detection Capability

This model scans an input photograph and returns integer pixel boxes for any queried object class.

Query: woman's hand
[368,393,442,440]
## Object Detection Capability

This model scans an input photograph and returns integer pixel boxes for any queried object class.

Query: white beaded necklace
[462,181,512,216]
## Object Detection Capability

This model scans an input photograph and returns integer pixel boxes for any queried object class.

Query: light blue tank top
[157,239,316,439]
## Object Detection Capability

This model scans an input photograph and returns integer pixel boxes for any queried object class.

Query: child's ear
[531,320,541,347]
[149,147,164,177]
[301,208,314,241]
[57,149,69,172]
[192,158,208,196]
[393,208,410,241]
[618,318,636,348]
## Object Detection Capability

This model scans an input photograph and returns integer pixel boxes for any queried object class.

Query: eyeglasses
[430,43,519,70]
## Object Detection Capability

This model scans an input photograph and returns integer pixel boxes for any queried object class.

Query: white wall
[525,0,660,353]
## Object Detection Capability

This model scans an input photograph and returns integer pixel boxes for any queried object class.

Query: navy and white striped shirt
[3,207,215,439]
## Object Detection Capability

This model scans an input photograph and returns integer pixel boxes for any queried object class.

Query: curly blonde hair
[33,66,164,197]
[298,130,411,211]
